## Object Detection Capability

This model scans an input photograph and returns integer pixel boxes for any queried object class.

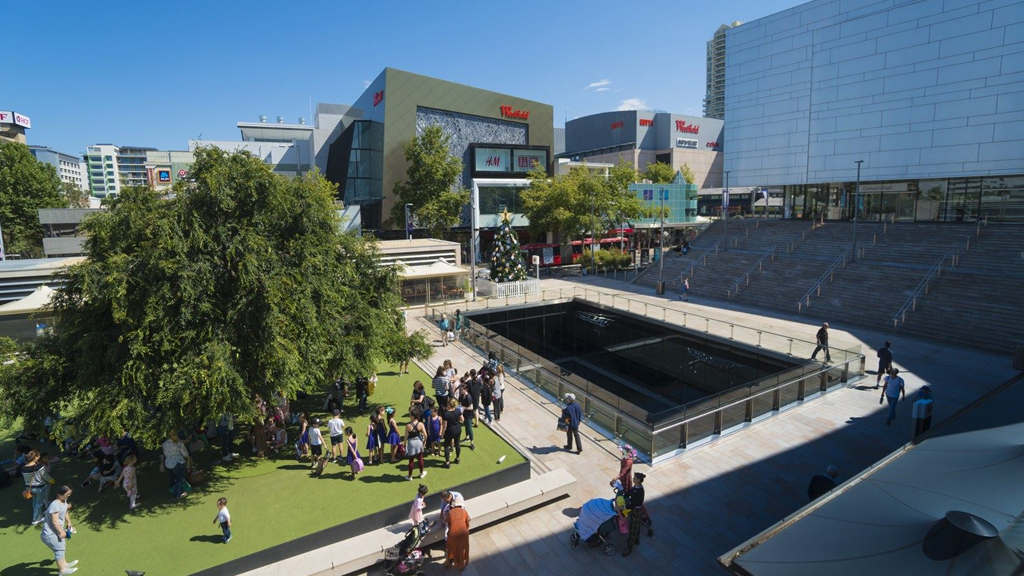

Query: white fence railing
[493,279,540,298]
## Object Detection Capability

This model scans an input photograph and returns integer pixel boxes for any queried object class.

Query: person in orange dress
[445,495,471,570]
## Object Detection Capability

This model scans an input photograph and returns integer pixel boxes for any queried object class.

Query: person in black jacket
[355,377,369,412]
[810,322,831,363]
[875,341,893,387]
[621,472,646,557]
[807,465,838,501]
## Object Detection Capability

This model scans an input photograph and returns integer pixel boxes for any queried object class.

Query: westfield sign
[675,120,699,134]
[500,105,529,120]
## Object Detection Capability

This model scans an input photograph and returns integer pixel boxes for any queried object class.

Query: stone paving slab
[347,277,1018,576]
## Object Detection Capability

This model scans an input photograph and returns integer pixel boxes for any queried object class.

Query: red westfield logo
[373,91,384,107]
[675,120,699,134]
[610,121,624,130]
[500,105,529,120]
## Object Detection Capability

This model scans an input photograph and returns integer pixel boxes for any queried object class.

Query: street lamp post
[658,187,666,285]
[590,187,597,275]
[723,170,730,252]
[852,160,864,262]
[469,185,477,301]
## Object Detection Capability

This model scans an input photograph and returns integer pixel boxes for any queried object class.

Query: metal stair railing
[796,248,850,313]
[727,245,778,299]
[891,224,983,328]
[676,241,722,282]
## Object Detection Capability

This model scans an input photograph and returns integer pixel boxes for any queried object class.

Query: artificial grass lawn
[0,363,525,576]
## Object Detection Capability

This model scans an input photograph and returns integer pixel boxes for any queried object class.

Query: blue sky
[4,0,800,156]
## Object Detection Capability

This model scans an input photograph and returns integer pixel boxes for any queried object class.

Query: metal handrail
[676,241,721,282]
[796,249,850,313]
[890,252,950,328]
[800,214,825,241]
[726,245,777,298]
[869,213,896,246]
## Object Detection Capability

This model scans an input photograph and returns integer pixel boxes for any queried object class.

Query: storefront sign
[706,141,719,148]
[13,112,30,128]
[860,183,909,193]
[610,121,624,130]
[178,169,188,178]
[499,105,529,120]
[474,148,511,172]
[676,138,698,149]
[639,118,654,127]
[158,169,171,182]
[0,111,10,123]
[373,90,384,107]
[675,119,699,134]
[513,149,547,172]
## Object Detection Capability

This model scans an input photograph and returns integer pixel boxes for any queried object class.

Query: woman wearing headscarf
[610,445,636,494]
[444,493,471,570]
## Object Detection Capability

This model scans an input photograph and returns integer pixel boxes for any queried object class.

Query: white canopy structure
[0,285,55,317]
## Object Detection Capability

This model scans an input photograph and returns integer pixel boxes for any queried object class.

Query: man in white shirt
[327,410,346,463]
[880,368,906,426]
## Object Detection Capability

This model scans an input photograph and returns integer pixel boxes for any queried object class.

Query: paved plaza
[355,276,1019,576]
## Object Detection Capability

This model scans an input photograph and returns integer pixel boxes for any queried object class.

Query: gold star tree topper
[499,208,512,224]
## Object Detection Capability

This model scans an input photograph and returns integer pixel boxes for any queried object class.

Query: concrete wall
[724,0,1024,187]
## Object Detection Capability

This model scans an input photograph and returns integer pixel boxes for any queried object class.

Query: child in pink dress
[409,484,428,526]
[117,454,139,510]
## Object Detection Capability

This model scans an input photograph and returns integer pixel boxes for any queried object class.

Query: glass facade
[629,182,698,226]
[328,120,385,228]
[399,275,466,307]
[782,176,1024,223]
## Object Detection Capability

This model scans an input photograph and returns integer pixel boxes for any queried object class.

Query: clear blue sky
[5,0,800,156]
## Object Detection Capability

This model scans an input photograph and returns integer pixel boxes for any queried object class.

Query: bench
[236,468,576,576]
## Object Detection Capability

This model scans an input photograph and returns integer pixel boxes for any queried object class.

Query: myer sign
[860,183,909,193]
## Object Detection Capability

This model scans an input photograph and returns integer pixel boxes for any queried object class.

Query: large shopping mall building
[722,0,1024,222]
[324,68,554,233]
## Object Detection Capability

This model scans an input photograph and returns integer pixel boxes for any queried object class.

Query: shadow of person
[0,561,54,576]
[189,534,226,544]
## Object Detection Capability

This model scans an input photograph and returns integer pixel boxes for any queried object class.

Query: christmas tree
[490,208,528,283]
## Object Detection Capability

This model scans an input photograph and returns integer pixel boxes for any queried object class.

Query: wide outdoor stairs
[633,219,1022,355]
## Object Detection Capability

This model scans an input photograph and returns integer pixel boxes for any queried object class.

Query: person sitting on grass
[96,454,121,493]
[270,420,287,455]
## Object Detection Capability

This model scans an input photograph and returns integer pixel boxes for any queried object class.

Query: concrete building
[190,104,347,179]
[83,144,121,197]
[723,0,1024,222]
[29,145,87,191]
[324,68,554,234]
[84,144,194,197]
[144,150,195,191]
[563,111,724,188]
[0,110,31,144]
[704,21,742,120]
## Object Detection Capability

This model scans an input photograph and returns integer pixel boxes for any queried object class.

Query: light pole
[658,187,666,287]
[469,185,478,301]
[404,203,413,240]
[723,170,730,252]
[590,186,597,275]
[852,160,863,262]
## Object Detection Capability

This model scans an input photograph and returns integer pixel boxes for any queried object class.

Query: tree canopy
[520,160,646,244]
[0,141,68,257]
[0,147,419,446]
[390,125,470,238]
[642,161,675,184]
[680,163,696,185]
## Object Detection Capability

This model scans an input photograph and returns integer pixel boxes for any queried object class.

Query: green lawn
[0,363,524,576]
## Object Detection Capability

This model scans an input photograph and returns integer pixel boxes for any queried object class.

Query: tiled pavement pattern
[353,277,1018,576]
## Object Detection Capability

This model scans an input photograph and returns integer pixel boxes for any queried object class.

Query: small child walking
[213,497,232,544]
[307,417,325,473]
[366,413,383,466]
[345,427,364,477]
[117,454,139,511]
[409,484,428,526]
[294,412,309,461]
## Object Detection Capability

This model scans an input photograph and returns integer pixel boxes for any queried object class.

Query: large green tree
[0,147,414,446]
[0,141,68,257]
[521,160,646,246]
[390,125,470,238]
[642,161,675,184]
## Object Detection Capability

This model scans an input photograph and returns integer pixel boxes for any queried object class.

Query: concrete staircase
[898,224,1024,353]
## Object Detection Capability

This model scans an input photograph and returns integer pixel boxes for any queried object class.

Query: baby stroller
[384,520,434,576]
[570,497,620,556]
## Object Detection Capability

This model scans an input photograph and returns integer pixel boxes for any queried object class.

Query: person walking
[21,450,55,525]
[307,417,325,471]
[432,366,450,410]
[810,322,831,363]
[880,368,906,425]
[116,454,139,511]
[490,374,503,422]
[621,473,646,557]
[806,465,839,501]
[40,485,77,575]
[561,394,584,454]
[459,388,476,450]
[679,278,690,301]
[438,314,452,347]
[611,445,636,493]
[385,407,403,463]
[409,484,429,525]
[480,374,493,423]
[444,494,471,570]
[160,433,191,498]
[454,309,463,342]
[213,497,232,544]
[217,413,238,462]
[875,341,894,387]
[345,427,364,478]
[294,412,309,461]
[365,412,382,466]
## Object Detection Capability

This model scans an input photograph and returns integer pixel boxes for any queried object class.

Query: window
[104,156,113,161]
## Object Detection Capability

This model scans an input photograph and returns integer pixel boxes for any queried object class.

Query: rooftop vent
[259,115,267,123]
[923,511,999,561]
[299,117,306,125]
[277,116,285,124]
